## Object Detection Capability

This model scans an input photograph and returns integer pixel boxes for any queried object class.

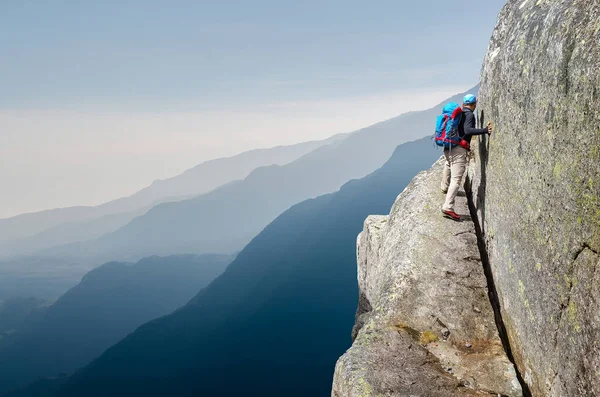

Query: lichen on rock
[467,0,600,396]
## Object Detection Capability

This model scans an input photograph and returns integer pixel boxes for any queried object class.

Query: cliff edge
[332,159,521,397]
[334,1,600,396]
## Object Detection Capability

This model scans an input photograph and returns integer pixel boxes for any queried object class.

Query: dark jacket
[459,107,488,144]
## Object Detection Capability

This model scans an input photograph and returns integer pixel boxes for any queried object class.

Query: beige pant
[441,146,467,212]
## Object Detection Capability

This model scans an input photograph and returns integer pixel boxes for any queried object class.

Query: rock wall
[467,0,600,396]
[332,160,521,397]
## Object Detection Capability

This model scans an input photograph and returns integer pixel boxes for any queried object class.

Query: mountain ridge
[0,253,233,395]
[0,135,346,248]
[37,87,478,265]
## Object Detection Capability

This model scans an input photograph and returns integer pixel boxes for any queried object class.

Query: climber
[440,94,492,221]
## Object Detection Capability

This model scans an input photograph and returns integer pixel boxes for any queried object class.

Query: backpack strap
[450,106,462,120]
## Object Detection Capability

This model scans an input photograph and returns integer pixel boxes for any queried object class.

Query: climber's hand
[487,122,493,135]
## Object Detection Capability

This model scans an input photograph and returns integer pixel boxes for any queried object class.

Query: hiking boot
[441,209,461,221]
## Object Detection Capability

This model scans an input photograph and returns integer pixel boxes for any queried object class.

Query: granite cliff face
[468,0,600,395]
[334,1,600,396]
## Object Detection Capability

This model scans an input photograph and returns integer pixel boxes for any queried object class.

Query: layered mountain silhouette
[0,254,232,395]
[40,88,476,266]
[20,137,441,397]
[0,136,344,256]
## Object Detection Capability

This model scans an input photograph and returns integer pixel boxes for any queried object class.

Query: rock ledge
[332,159,521,397]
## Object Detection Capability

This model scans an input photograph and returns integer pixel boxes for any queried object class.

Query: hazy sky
[1,0,506,218]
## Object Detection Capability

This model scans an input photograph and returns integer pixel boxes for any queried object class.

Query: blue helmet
[463,94,477,105]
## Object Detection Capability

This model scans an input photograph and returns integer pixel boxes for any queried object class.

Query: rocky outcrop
[334,2,600,396]
[467,1,600,396]
[332,160,521,397]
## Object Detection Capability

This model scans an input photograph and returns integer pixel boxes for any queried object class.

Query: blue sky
[1,0,506,217]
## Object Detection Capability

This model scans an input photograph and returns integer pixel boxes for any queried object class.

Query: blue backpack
[434,102,465,149]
